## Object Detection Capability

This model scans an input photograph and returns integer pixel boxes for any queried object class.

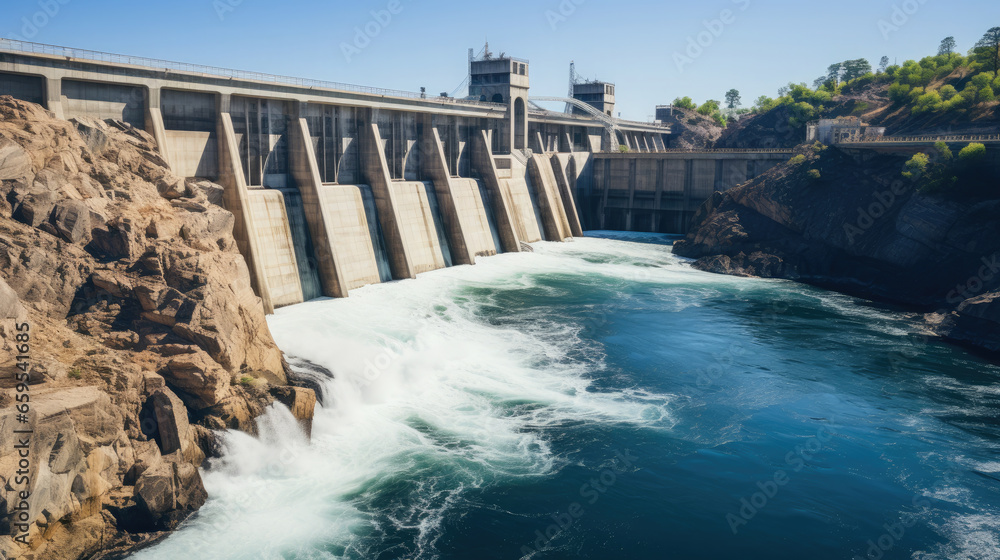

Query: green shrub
[812,142,827,153]
[673,96,696,110]
[959,143,987,164]
[787,102,818,128]
[978,86,996,102]
[970,72,994,89]
[712,112,728,127]
[888,83,911,103]
[789,154,807,165]
[618,145,630,153]
[807,169,822,180]
[939,85,958,100]
[902,153,930,179]
[851,101,871,115]
[993,75,1000,93]
[697,100,720,116]
[239,376,255,387]
[942,92,971,112]
[934,141,953,161]
[912,91,943,114]
[908,86,926,101]
[68,368,83,380]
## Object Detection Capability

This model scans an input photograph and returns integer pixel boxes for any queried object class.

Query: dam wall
[0,40,667,313]
[528,154,573,241]
[586,151,793,234]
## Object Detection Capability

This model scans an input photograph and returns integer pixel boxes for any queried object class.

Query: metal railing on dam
[0,38,508,110]
[838,134,1000,144]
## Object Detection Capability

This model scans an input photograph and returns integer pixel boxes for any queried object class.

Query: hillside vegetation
[670,28,1000,148]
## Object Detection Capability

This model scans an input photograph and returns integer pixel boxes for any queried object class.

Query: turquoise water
[134,233,1000,560]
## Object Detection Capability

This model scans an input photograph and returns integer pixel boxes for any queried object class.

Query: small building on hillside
[806,117,886,144]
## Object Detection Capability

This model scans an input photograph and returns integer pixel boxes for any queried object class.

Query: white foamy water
[133,237,695,559]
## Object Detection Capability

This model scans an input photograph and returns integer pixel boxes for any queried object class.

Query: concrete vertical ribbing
[288,105,351,298]
[421,123,497,265]
[625,158,637,231]
[422,123,470,265]
[472,130,521,253]
[361,117,415,280]
[550,155,584,238]
[528,154,572,241]
[144,87,172,173]
[44,77,63,120]
[653,159,665,233]
[216,95,275,314]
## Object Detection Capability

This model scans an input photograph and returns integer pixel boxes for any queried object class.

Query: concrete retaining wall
[391,181,450,275]
[449,178,499,259]
[165,131,218,179]
[245,189,304,308]
[319,185,384,292]
[501,177,543,243]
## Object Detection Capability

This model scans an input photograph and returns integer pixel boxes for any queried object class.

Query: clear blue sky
[4,0,996,120]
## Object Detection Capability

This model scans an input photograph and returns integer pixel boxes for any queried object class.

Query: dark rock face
[0,97,315,560]
[673,146,1000,355]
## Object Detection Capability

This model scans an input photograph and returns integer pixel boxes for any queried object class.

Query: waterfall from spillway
[359,185,393,283]
[478,181,504,254]
[279,188,323,301]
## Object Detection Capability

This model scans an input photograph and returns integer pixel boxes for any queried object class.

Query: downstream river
[134,233,1000,560]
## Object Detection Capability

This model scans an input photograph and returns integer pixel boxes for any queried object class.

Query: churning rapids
[133,233,1000,560]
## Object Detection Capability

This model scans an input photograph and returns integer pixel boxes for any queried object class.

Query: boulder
[49,200,92,244]
[0,276,25,320]
[162,354,231,409]
[156,176,188,200]
[149,387,203,464]
[133,452,207,530]
[0,141,32,180]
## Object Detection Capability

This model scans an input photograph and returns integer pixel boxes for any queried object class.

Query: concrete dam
[0,39,790,312]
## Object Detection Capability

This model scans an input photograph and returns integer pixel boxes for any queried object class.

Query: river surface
[134,233,1000,560]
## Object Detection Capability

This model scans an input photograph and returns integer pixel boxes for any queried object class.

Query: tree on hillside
[753,95,774,112]
[725,89,742,110]
[777,85,791,97]
[938,36,957,56]
[842,59,873,82]
[813,76,829,89]
[826,63,844,87]
[973,27,1000,74]
[878,56,890,73]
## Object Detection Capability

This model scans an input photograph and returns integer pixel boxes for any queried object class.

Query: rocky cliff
[0,97,316,559]
[673,143,1000,355]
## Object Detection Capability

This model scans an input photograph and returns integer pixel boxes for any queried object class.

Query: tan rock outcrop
[0,97,313,559]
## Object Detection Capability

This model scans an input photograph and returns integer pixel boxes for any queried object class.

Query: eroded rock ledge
[0,97,315,559]
[673,145,1000,356]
